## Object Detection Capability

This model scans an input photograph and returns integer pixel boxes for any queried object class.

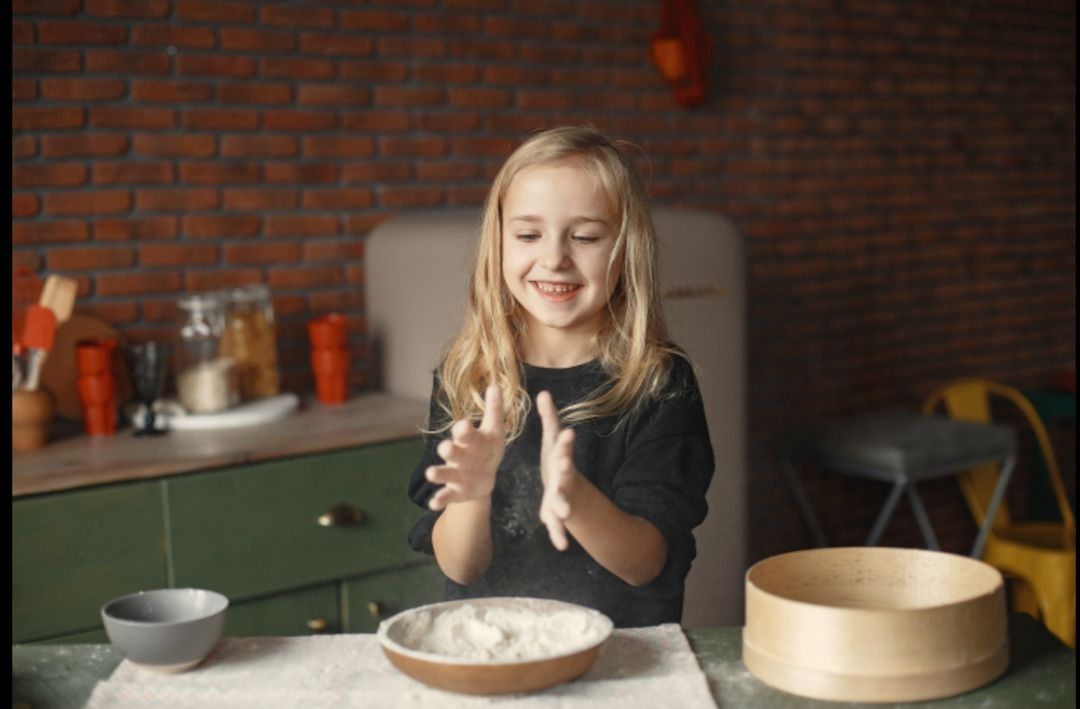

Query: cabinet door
[167,439,426,602]
[344,562,445,633]
[12,482,167,643]
[226,584,341,637]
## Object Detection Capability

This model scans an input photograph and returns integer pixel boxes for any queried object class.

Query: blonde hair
[433,125,679,439]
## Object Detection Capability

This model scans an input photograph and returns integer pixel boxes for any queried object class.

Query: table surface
[13,615,1074,708]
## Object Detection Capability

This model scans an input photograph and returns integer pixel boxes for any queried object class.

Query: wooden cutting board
[38,313,133,421]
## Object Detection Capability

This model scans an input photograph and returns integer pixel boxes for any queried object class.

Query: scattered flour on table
[398,604,607,662]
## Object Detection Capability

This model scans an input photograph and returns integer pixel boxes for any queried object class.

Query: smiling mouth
[531,281,582,302]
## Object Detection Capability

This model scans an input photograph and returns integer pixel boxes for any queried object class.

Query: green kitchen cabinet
[12,482,167,644]
[344,562,446,633]
[13,437,443,644]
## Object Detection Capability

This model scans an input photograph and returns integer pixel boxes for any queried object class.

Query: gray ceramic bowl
[101,588,229,673]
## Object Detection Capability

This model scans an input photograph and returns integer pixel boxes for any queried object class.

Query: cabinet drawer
[167,438,425,601]
[12,482,167,643]
[226,584,340,637]
[344,562,445,633]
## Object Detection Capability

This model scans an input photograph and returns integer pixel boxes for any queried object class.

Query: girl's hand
[426,384,506,511]
[536,390,578,551]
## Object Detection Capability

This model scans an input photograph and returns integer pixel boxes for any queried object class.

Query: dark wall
[12,0,1076,564]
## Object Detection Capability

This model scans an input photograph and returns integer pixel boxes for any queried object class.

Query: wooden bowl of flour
[377,597,613,695]
[743,547,1009,703]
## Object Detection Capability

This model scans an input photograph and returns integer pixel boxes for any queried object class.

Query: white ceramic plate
[162,393,299,431]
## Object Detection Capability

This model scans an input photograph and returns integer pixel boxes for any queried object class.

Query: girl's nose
[540,236,570,270]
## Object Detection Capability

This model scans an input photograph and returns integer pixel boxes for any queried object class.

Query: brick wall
[12,0,1076,565]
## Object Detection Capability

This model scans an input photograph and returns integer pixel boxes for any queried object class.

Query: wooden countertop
[12,393,429,498]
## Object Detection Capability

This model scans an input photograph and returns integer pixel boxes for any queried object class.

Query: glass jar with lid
[175,292,239,414]
[220,283,280,401]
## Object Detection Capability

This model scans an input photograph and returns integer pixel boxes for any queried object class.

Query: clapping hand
[425,384,506,511]
[536,390,579,551]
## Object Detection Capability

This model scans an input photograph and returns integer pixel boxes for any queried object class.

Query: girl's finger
[436,438,459,461]
[536,391,560,447]
[480,383,505,435]
[550,491,571,520]
[451,418,476,445]
[425,464,461,487]
[545,515,569,551]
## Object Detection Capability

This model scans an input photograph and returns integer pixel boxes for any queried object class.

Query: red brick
[133,134,216,158]
[345,213,390,235]
[43,133,127,158]
[91,106,175,130]
[135,189,219,212]
[298,85,370,106]
[175,0,255,23]
[132,24,216,48]
[222,188,298,211]
[339,9,411,31]
[179,163,260,184]
[446,38,516,62]
[377,37,446,59]
[132,80,213,102]
[97,271,183,297]
[416,113,481,131]
[13,194,39,218]
[12,0,81,14]
[416,161,481,181]
[414,13,479,34]
[79,301,138,324]
[342,162,411,182]
[220,27,296,52]
[85,0,169,18]
[40,77,126,101]
[302,189,373,210]
[445,0,505,9]
[45,190,131,216]
[12,136,38,160]
[12,106,83,132]
[378,185,445,209]
[92,161,174,185]
[218,83,293,104]
[306,290,365,312]
[182,215,261,238]
[12,48,80,73]
[299,33,374,56]
[94,216,177,241]
[38,21,127,45]
[13,21,34,44]
[264,110,336,131]
[451,137,514,157]
[13,164,88,188]
[261,57,334,81]
[185,269,263,292]
[337,61,408,84]
[515,90,573,110]
[342,112,411,132]
[221,136,298,158]
[264,163,337,184]
[139,243,218,267]
[12,220,89,245]
[482,15,548,38]
[223,242,301,265]
[447,185,488,206]
[260,5,333,28]
[416,63,480,84]
[181,108,259,131]
[178,55,256,78]
[268,266,343,290]
[47,246,135,271]
[373,87,444,107]
[448,88,510,109]
[265,215,339,238]
[86,50,170,74]
[302,239,366,262]
[12,79,36,101]
[379,136,447,157]
[303,137,374,158]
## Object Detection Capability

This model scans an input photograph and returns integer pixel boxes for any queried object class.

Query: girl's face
[500,160,621,359]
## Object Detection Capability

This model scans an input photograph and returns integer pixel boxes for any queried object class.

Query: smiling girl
[406,126,714,627]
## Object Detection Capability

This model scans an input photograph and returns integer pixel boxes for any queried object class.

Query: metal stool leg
[866,479,907,546]
[906,486,941,550]
[781,459,829,548]
[971,456,1016,559]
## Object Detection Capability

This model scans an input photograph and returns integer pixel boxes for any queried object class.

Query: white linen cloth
[85,624,716,708]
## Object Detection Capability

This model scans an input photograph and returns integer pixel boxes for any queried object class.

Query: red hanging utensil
[650,0,710,108]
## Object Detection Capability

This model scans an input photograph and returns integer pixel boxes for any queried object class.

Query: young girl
[407,126,714,628]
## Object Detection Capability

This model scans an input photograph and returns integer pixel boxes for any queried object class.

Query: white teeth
[535,282,578,294]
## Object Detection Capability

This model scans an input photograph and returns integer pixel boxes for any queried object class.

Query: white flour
[397,604,608,662]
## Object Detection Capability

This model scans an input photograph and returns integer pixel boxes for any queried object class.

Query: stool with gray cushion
[780,411,1017,558]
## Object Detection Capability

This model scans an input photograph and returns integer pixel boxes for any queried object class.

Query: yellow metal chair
[924,378,1075,648]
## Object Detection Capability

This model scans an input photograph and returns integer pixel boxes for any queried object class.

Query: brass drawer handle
[367,601,385,621]
[317,503,366,528]
[306,617,329,633]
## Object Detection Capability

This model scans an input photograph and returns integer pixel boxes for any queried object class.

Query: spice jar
[175,292,238,414]
[220,284,280,401]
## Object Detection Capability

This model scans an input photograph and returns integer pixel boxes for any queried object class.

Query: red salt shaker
[75,338,118,435]
[307,314,349,405]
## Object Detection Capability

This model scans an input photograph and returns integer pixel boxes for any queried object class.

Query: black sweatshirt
[406,354,714,628]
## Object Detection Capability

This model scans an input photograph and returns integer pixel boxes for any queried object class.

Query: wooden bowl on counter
[743,547,1009,703]
[377,597,613,696]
